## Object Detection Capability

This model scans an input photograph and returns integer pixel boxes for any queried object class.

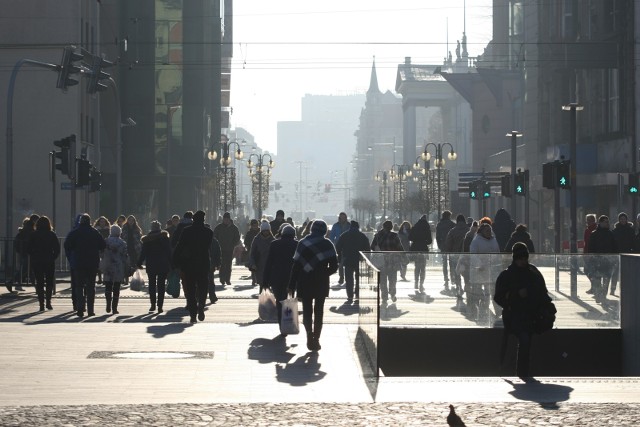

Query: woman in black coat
[263,225,298,334]
[288,220,338,351]
[28,216,60,311]
[138,221,172,313]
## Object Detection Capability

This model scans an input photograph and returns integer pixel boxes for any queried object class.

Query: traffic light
[469,180,478,199]
[76,159,91,187]
[89,167,101,193]
[629,173,639,195]
[514,170,527,196]
[501,175,512,198]
[557,160,571,189]
[56,46,84,90]
[481,181,491,199]
[542,162,556,189]
[85,52,113,94]
[53,134,76,179]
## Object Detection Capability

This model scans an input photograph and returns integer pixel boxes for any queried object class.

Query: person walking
[171,211,193,249]
[269,210,286,235]
[587,215,617,303]
[213,212,240,287]
[397,221,411,281]
[101,225,128,314]
[173,210,213,323]
[468,222,500,321]
[457,220,479,296]
[335,220,371,303]
[207,227,222,304]
[248,221,275,289]
[243,219,260,286]
[494,242,552,379]
[436,210,456,292]
[504,223,535,253]
[64,214,106,317]
[583,214,598,294]
[289,220,338,351]
[611,212,634,296]
[138,220,172,313]
[28,216,60,311]
[263,224,298,335]
[408,214,433,294]
[12,217,35,290]
[329,212,351,285]
[370,220,404,305]
[444,214,469,298]
[93,216,110,285]
[121,215,142,280]
[493,208,517,252]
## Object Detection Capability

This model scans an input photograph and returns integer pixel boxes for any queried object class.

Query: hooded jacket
[139,230,172,275]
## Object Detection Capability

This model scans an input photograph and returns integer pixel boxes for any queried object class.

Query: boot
[112,294,119,315]
[46,299,53,310]
[306,331,315,351]
[106,294,112,313]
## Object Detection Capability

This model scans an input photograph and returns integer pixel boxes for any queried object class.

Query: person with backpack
[494,242,552,379]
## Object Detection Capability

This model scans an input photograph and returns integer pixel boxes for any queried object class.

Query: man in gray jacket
[335,220,370,303]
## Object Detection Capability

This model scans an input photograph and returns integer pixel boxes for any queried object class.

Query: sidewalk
[2,271,640,425]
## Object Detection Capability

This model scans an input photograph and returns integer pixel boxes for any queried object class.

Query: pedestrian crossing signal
[514,170,527,196]
[629,173,639,195]
[469,181,478,199]
[557,160,571,189]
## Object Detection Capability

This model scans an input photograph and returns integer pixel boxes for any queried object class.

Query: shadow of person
[247,335,296,365]
[379,303,409,321]
[275,351,326,387]
[329,301,359,316]
[503,378,573,406]
[146,323,193,338]
[408,292,435,304]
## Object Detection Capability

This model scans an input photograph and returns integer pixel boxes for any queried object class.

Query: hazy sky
[230,1,493,154]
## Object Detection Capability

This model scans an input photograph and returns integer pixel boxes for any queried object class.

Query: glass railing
[358,252,620,329]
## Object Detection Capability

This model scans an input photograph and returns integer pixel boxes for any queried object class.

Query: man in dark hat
[494,242,552,379]
[213,212,240,287]
[173,210,213,323]
[335,220,371,303]
[270,210,286,235]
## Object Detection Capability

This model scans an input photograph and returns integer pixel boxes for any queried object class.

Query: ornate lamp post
[420,142,457,219]
[374,170,390,222]
[247,153,275,220]
[207,136,244,215]
[389,164,412,222]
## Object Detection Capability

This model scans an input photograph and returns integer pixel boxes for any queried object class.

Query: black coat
[504,230,535,253]
[335,228,371,267]
[172,222,213,274]
[408,218,433,251]
[263,235,298,300]
[612,222,635,253]
[588,226,617,254]
[64,223,106,271]
[28,229,60,270]
[138,230,172,275]
[493,208,516,252]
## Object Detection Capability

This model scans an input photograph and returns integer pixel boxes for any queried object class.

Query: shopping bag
[280,298,300,335]
[130,269,145,291]
[166,269,181,298]
[258,288,277,321]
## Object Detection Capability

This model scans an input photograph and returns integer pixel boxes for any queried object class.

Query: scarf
[293,227,336,273]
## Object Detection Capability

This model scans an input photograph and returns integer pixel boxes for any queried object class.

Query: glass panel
[357,254,379,377]
[360,252,621,329]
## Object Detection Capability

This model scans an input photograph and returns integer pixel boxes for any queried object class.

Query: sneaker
[76,311,84,318]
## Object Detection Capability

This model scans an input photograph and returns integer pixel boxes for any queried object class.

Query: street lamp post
[247,153,275,220]
[389,164,412,222]
[374,170,389,222]
[506,131,522,218]
[208,136,244,214]
[420,142,457,219]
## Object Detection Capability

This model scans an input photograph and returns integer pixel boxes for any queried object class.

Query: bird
[447,404,467,427]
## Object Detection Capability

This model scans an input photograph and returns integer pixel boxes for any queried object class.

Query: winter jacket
[121,224,142,267]
[243,227,259,252]
[469,232,500,284]
[583,223,597,253]
[493,208,516,252]
[329,220,350,244]
[213,221,241,252]
[407,218,432,251]
[64,223,106,271]
[100,236,129,282]
[173,222,214,274]
[138,230,172,275]
[335,227,371,268]
[171,218,193,248]
[263,234,298,301]
[28,229,60,270]
[248,233,275,286]
[435,218,455,251]
[398,228,410,251]
[14,227,33,256]
[588,226,617,254]
[444,222,469,253]
[612,221,635,253]
[504,230,535,253]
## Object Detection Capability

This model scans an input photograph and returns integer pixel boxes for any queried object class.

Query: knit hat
[281,224,295,237]
[276,210,285,218]
[311,220,328,235]
[150,220,161,231]
[223,212,231,219]
[110,224,121,237]
[456,214,466,223]
[350,220,360,230]
[618,212,628,220]
[260,221,271,232]
[512,242,529,260]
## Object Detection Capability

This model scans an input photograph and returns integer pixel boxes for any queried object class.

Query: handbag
[533,300,557,334]
[280,298,300,335]
[130,269,145,291]
[258,288,277,321]
[166,269,181,298]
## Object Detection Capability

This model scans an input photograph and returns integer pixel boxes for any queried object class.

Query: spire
[367,56,381,96]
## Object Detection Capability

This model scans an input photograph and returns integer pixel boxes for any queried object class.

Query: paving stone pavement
[1,402,640,426]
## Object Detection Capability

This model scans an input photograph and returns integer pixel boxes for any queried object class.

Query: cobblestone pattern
[1,402,640,426]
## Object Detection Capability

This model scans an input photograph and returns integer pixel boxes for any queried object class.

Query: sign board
[60,182,74,190]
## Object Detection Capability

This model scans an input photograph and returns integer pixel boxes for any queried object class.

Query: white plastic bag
[280,298,300,335]
[258,288,277,321]
[130,269,145,292]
